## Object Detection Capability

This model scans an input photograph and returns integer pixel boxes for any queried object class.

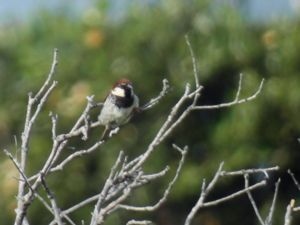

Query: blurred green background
[1,0,300,224]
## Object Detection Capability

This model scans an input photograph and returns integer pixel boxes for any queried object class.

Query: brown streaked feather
[112,78,132,88]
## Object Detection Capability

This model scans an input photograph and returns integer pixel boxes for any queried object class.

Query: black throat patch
[113,86,134,108]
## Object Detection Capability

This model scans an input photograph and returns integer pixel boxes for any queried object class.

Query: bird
[98,78,139,140]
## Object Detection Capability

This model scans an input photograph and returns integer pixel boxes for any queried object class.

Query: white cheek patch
[112,87,125,97]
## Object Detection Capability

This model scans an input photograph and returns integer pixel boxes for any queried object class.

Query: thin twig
[220,166,279,176]
[3,149,34,193]
[244,174,265,225]
[288,169,300,191]
[126,220,152,225]
[202,180,267,208]
[129,83,191,173]
[14,49,59,225]
[58,167,170,220]
[140,79,170,111]
[34,48,58,101]
[51,139,106,172]
[93,172,143,225]
[90,151,125,225]
[119,145,188,212]
[284,199,295,225]
[185,35,200,89]
[265,179,280,225]
[293,206,300,212]
[12,39,269,225]
[184,161,272,225]
[235,73,243,100]
[184,162,224,225]
[50,112,58,141]
[1,153,75,225]
[193,78,264,110]
[40,175,63,225]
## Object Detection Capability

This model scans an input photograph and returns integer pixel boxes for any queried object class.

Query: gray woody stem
[7,37,269,225]
[184,164,279,225]
[14,49,58,225]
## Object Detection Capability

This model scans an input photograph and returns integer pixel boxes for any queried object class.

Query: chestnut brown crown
[113,78,132,89]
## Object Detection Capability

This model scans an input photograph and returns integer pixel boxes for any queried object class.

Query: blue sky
[0,0,296,24]
[0,0,93,23]
[244,0,295,22]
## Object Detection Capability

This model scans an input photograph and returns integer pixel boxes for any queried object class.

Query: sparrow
[98,78,139,139]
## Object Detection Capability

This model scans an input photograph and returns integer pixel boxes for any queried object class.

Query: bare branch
[184,162,224,225]
[293,207,300,212]
[30,81,58,128]
[235,73,243,101]
[205,162,224,193]
[244,174,265,225]
[156,87,203,143]
[40,175,63,225]
[288,169,300,191]
[36,194,77,225]
[72,95,96,132]
[126,220,152,225]
[3,149,34,193]
[92,172,143,225]
[220,166,279,176]
[58,167,170,221]
[129,83,191,172]
[140,79,170,111]
[284,199,295,225]
[34,48,58,101]
[28,123,118,183]
[185,34,203,117]
[11,39,269,225]
[3,150,74,225]
[139,166,169,182]
[50,139,106,172]
[265,179,280,225]
[185,34,200,89]
[90,151,125,225]
[193,77,265,110]
[14,49,59,225]
[184,162,274,225]
[63,195,100,219]
[62,145,185,223]
[49,112,58,141]
[3,149,66,225]
[202,180,267,208]
[119,145,188,212]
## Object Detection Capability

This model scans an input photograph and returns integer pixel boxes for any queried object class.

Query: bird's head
[111,78,133,98]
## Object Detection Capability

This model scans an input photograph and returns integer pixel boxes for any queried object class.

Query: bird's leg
[100,125,110,141]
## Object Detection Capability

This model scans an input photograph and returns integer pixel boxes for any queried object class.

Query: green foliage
[1,1,300,224]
